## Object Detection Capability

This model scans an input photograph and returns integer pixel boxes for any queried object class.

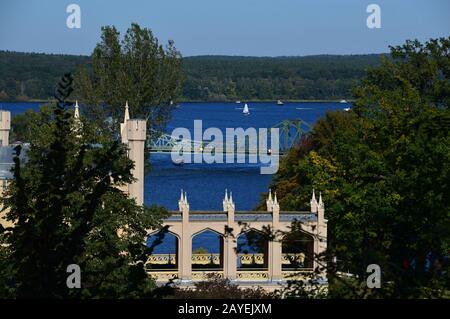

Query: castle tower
[126,119,146,206]
[317,192,327,272]
[0,110,11,146]
[119,102,146,206]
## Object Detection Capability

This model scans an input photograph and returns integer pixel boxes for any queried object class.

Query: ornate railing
[146,270,314,282]
[236,271,269,281]
[148,271,178,282]
[191,253,221,265]
[237,253,265,265]
[281,253,306,265]
[147,254,177,265]
[282,270,314,280]
[146,253,309,267]
[192,271,224,280]
[147,253,305,265]
[147,253,269,265]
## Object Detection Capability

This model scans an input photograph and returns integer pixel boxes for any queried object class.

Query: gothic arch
[281,229,314,269]
[236,228,269,269]
[191,228,224,270]
[146,229,180,271]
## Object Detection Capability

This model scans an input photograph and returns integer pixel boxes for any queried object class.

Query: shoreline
[1,99,353,104]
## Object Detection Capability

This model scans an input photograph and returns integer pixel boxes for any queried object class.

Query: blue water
[146,102,346,211]
[1,101,348,251]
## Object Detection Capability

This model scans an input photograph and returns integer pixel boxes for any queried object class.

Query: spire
[228,191,235,210]
[178,189,184,212]
[124,101,130,122]
[319,192,324,207]
[223,189,229,211]
[184,191,189,210]
[73,100,82,137]
[74,100,80,119]
[310,188,318,213]
[120,101,130,144]
[274,192,278,206]
[266,188,274,212]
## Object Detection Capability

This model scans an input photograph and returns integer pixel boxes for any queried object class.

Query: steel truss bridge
[146,119,311,156]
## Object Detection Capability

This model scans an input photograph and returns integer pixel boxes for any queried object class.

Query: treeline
[258,38,450,298]
[0,51,90,101]
[0,50,384,102]
[182,55,383,101]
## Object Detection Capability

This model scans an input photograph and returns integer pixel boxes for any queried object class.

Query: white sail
[243,103,250,115]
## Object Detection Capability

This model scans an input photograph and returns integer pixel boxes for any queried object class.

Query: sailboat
[242,103,250,115]
[277,100,284,105]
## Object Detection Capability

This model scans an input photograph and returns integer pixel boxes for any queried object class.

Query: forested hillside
[0,50,384,101]
[0,51,90,101]
[182,54,383,101]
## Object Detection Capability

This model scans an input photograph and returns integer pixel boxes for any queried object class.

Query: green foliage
[74,23,183,133]
[0,51,89,101]
[263,37,450,298]
[10,104,54,143]
[172,274,278,299]
[0,74,167,298]
[192,247,209,254]
[0,50,382,103]
[182,54,382,101]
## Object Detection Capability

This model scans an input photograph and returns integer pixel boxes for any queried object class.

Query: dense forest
[0,50,384,102]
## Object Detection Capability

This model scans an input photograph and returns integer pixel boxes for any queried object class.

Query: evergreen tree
[0,73,167,298]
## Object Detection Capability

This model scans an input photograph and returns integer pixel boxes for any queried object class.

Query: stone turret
[0,110,10,147]
[317,191,327,268]
[120,102,147,206]
[126,119,146,206]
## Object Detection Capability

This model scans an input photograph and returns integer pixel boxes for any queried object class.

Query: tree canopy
[74,23,184,133]
[261,37,450,298]
[0,50,382,103]
[0,74,167,298]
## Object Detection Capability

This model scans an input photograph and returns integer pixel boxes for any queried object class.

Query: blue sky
[0,0,448,57]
